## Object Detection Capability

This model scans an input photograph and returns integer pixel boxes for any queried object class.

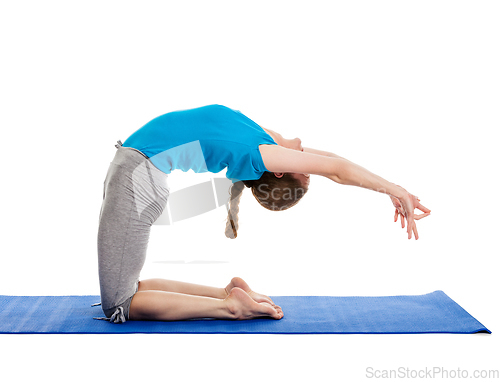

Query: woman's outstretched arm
[260,144,403,197]
[258,144,430,239]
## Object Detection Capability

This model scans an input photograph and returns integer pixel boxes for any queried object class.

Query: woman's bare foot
[224,277,279,309]
[224,287,283,320]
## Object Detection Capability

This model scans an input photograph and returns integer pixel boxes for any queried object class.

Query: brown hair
[225,172,309,239]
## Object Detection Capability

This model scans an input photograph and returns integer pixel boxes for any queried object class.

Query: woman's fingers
[394,208,405,228]
[412,221,419,240]
[414,212,431,220]
[406,213,415,239]
[391,190,430,240]
[392,193,430,239]
[417,203,431,214]
[396,211,419,240]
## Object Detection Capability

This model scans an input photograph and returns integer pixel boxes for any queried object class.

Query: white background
[0,1,498,380]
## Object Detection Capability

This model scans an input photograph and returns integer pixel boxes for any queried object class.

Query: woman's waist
[111,147,168,182]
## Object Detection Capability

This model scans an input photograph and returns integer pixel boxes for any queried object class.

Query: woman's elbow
[324,159,349,184]
[325,173,343,184]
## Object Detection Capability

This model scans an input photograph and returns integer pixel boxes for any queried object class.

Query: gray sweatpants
[97,141,169,322]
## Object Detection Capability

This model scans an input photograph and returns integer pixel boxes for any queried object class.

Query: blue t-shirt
[122,104,277,182]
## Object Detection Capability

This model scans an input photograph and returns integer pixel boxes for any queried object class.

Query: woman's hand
[390,185,431,240]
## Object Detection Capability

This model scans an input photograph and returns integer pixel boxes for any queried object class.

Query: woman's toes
[259,302,281,319]
[228,287,282,320]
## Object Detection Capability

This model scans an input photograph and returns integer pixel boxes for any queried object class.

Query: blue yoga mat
[0,291,490,334]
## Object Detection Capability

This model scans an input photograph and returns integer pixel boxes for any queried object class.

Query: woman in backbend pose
[97,104,431,323]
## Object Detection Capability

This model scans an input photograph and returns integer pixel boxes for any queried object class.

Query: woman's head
[243,171,309,211]
[225,171,310,238]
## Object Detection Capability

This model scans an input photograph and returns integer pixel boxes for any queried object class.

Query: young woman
[97,104,431,323]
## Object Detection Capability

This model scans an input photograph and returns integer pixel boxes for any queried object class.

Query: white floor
[1,1,498,380]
